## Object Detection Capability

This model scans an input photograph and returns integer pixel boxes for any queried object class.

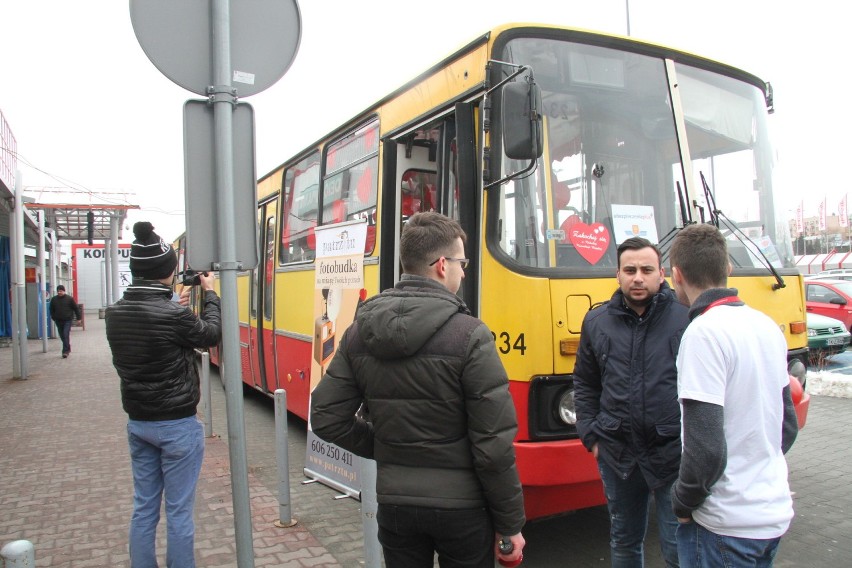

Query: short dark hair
[669,224,729,289]
[400,212,467,275]
[56,285,66,292]
[617,237,661,269]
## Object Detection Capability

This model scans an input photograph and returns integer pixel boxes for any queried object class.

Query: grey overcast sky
[0,0,844,241]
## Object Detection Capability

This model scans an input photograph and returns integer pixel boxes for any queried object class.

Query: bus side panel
[239,322,254,386]
[479,253,603,519]
[273,333,312,420]
[730,274,808,353]
[507,351,604,519]
[273,268,317,415]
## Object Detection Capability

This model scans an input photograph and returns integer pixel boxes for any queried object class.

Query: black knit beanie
[129,222,178,280]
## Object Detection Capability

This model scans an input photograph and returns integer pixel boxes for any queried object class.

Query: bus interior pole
[211,1,255,566]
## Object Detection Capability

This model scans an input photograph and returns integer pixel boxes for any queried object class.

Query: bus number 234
[491,331,527,355]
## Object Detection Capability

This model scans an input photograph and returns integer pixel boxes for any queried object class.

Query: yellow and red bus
[184,24,809,520]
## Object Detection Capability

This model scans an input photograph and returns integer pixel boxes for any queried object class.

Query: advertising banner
[304,219,368,498]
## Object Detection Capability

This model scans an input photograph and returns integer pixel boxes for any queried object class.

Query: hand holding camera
[181,270,216,292]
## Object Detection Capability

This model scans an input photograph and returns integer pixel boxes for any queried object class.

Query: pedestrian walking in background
[573,236,689,568]
[310,212,526,568]
[669,223,798,567]
[49,284,82,358]
[105,221,222,568]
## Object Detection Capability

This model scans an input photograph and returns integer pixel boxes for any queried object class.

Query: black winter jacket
[50,294,81,322]
[573,281,689,489]
[105,283,221,421]
[310,275,525,536]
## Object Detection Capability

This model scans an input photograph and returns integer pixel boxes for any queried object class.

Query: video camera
[180,269,209,286]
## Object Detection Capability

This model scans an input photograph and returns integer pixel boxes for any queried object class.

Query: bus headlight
[558,389,577,425]
[528,375,578,440]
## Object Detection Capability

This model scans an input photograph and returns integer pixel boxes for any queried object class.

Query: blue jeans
[676,521,780,567]
[598,461,680,568]
[377,504,494,568]
[127,416,205,568]
[56,320,72,354]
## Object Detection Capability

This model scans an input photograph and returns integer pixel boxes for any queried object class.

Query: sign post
[129,1,301,565]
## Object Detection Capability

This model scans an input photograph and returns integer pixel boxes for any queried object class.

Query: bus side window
[280,151,320,264]
[322,119,379,254]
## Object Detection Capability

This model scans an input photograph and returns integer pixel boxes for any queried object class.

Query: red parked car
[805,279,852,331]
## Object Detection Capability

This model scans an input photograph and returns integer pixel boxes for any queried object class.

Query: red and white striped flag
[819,197,827,231]
[840,194,848,228]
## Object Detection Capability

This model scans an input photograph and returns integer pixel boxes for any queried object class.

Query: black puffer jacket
[573,281,689,489]
[310,275,525,536]
[105,283,221,421]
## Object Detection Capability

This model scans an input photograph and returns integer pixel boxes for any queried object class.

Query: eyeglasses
[429,257,470,270]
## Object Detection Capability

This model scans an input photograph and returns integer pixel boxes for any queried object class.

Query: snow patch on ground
[805,370,852,398]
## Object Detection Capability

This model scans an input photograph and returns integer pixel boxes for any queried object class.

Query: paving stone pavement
[3,314,852,567]
[0,315,344,567]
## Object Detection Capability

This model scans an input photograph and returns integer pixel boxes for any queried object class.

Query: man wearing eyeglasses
[310,212,525,568]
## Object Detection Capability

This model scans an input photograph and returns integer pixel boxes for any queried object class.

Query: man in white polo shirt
[668,223,799,567]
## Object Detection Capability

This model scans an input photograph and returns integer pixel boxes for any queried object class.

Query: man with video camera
[105,221,220,568]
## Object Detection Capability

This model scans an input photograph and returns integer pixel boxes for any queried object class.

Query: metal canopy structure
[24,203,139,241]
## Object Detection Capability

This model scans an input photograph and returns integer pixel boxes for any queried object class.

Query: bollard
[273,389,297,528]
[1,539,35,567]
[199,351,213,437]
[361,458,381,567]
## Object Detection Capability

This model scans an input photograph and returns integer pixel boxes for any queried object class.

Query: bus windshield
[493,36,795,272]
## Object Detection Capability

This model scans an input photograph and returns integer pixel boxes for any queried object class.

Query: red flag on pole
[840,194,848,228]
[819,197,827,231]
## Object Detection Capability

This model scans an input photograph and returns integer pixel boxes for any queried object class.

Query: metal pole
[361,459,381,567]
[49,227,58,340]
[38,211,48,352]
[104,239,113,306]
[1,539,35,567]
[9,206,20,377]
[199,351,213,437]
[110,215,120,302]
[273,389,297,528]
[14,170,28,379]
[211,1,254,565]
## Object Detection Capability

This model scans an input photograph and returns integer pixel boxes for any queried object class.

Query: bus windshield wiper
[659,181,693,262]
[700,171,785,291]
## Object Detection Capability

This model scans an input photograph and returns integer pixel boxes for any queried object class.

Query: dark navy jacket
[573,281,689,489]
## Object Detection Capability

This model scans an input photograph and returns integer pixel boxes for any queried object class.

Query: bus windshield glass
[493,36,795,272]
[675,63,793,270]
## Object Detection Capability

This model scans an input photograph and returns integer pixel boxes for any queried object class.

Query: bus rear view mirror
[502,81,543,160]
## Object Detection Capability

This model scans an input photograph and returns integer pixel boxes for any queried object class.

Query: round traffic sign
[130,0,301,97]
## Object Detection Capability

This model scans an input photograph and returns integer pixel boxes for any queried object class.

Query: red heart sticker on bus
[569,222,611,264]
